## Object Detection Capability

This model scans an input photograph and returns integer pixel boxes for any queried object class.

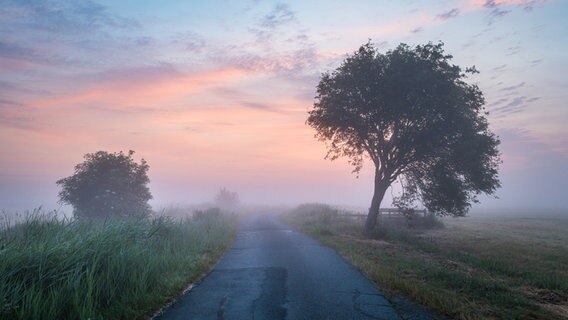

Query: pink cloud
[29,67,248,109]
[470,0,548,7]
[0,57,37,72]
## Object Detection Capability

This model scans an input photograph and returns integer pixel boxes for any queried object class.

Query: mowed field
[284,205,568,320]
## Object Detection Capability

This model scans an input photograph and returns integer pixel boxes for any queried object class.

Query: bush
[57,150,152,219]
[292,203,339,225]
[192,207,222,220]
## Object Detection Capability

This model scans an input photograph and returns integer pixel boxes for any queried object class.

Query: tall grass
[0,210,237,319]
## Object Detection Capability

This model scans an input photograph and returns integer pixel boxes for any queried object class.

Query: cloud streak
[251,3,297,43]
[261,3,295,29]
[437,8,460,20]
[469,0,552,24]
[31,66,248,110]
[501,82,526,91]
[0,0,139,33]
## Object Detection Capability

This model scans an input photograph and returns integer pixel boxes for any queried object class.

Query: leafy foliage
[57,150,152,219]
[307,42,500,226]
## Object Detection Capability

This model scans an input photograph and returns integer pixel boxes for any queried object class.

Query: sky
[1,0,567,212]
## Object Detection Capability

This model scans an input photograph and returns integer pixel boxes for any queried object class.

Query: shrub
[292,203,339,225]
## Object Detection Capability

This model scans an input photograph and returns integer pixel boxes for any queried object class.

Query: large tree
[307,42,501,233]
[57,150,152,219]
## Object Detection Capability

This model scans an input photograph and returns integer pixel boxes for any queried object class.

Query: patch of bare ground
[540,304,568,319]
[521,287,568,319]
[338,234,392,246]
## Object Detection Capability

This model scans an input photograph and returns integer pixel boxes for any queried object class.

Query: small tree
[57,150,152,219]
[214,187,239,210]
[307,42,501,233]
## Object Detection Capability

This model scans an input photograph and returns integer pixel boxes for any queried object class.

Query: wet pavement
[156,214,444,320]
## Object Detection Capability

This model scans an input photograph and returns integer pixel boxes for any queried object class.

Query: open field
[0,209,237,320]
[283,204,568,320]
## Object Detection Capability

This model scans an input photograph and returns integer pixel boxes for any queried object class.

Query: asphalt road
[156,214,442,320]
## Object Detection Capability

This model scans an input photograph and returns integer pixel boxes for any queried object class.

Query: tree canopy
[307,42,501,232]
[214,187,240,210]
[57,150,152,219]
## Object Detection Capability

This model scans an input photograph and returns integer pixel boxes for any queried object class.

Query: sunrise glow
[1,0,567,211]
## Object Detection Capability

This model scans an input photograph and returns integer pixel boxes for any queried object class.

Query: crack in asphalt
[216,295,228,320]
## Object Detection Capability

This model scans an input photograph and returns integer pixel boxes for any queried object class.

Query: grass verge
[282,204,568,320]
[0,209,237,319]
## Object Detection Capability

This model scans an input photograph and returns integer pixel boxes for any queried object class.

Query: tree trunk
[364,169,390,234]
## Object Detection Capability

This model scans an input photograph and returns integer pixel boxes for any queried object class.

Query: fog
[2,138,567,217]
[4,124,568,215]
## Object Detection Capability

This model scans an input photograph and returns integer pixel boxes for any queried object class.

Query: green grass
[283,204,568,320]
[0,209,237,319]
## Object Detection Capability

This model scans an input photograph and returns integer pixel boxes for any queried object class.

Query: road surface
[156,214,442,320]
